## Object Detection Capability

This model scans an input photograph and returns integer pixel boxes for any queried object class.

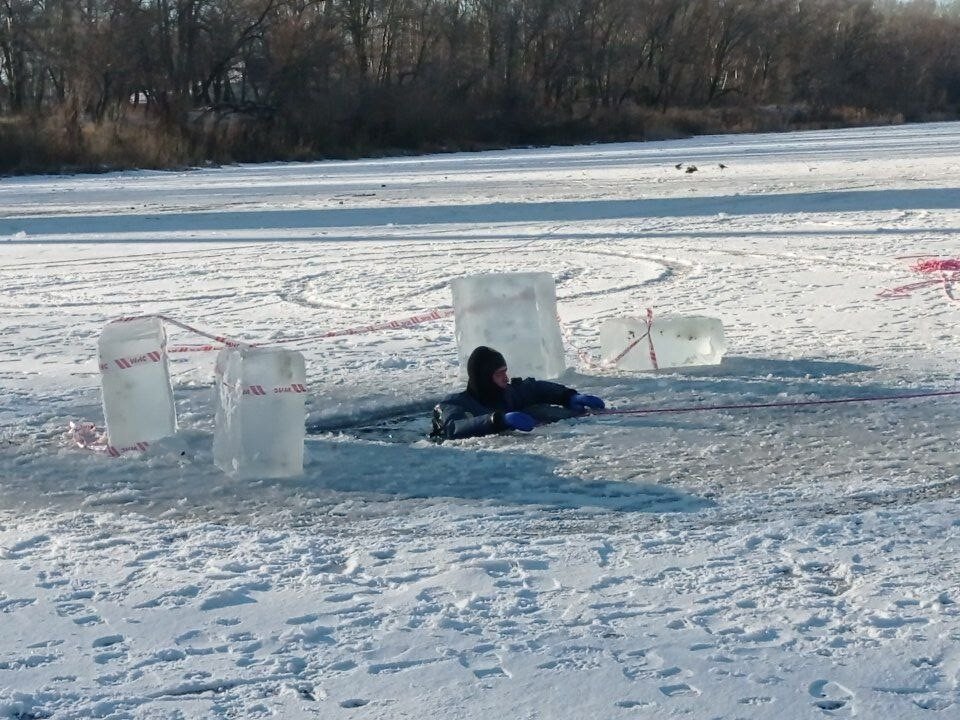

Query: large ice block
[451,272,566,379]
[98,316,177,455]
[599,315,726,371]
[214,347,307,479]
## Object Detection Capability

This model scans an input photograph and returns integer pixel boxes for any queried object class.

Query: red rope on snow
[591,388,960,417]
[911,258,960,274]
[157,314,246,349]
[879,257,960,303]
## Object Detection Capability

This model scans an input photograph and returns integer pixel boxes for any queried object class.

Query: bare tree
[3,0,960,171]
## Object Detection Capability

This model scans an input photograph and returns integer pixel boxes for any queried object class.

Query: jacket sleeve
[432,400,503,440]
[510,378,577,407]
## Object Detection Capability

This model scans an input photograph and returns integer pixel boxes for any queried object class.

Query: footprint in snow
[92,634,124,648]
[614,648,649,680]
[473,665,509,679]
[3,534,50,558]
[913,696,952,711]
[809,679,855,714]
[660,683,700,697]
[198,589,256,611]
[0,654,58,671]
[327,659,357,672]
[92,634,127,664]
[52,587,105,627]
[340,698,369,708]
[93,650,126,664]
[616,699,655,709]
[286,613,319,625]
[0,597,36,612]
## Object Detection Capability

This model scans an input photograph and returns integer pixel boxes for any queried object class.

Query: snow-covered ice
[1,122,960,718]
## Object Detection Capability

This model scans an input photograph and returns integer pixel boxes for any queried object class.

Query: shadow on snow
[0,434,713,521]
[5,354,936,524]
[3,187,958,241]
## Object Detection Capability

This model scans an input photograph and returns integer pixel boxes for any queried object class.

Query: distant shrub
[0,117,52,174]
[0,101,951,176]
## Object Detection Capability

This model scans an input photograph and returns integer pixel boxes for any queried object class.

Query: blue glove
[503,411,536,432]
[568,393,605,413]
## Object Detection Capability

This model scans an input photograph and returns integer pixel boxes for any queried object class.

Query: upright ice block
[98,316,177,455]
[599,315,726,371]
[451,272,566,379]
[214,347,307,479]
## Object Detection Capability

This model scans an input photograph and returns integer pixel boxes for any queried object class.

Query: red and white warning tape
[89,308,454,455]
[120,300,650,379]
[287,308,455,344]
[107,441,150,457]
[163,307,456,354]
[608,308,659,370]
[240,383,309,396]
[99,349,164,373]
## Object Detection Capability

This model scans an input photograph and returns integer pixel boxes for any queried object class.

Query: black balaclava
[466,346,507,408]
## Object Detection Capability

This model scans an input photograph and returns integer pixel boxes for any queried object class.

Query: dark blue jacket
[431,378,577,440]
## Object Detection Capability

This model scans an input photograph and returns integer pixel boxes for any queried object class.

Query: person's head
[466,346,508,404]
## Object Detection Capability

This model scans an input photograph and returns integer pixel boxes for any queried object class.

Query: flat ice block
[599,315,726,370]
[451,272,566,379]
[214,347,307,479]
[98,316,176,454]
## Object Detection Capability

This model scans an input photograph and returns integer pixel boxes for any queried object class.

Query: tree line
[2,0,959,171]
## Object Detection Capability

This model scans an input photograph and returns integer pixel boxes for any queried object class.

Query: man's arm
[432,400,504,440]
[510,378,577,407]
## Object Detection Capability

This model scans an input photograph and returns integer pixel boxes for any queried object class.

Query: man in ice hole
[431,346,605,440]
